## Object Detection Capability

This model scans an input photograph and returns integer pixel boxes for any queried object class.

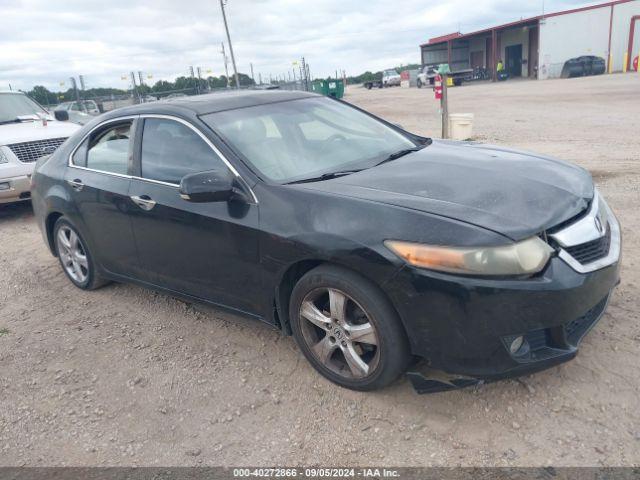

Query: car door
[65,117,139,277]
[127,115,262,315]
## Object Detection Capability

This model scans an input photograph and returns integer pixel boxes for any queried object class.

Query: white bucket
[448,113,474,141]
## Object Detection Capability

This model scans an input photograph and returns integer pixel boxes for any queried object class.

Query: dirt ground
[1,74,639,467]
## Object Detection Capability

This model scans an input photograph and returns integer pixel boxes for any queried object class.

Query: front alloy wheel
[300,288,379,379]
[290,265,410,391]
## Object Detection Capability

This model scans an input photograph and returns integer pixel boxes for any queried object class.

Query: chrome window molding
[67,113,258,204]
[551,192,620,274]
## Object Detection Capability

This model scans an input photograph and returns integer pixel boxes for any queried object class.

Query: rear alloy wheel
[290,265,410,391]
[54,218,108,290]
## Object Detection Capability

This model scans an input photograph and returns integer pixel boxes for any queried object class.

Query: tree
[28,85,55,106]
[151,80,174,94]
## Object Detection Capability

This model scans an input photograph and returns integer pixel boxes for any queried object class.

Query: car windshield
[203,97,417,183]
[0,93,48,123]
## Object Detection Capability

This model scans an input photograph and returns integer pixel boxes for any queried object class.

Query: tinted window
[204,97,415,183]
[140,118,225,184]
[85,122,131,174]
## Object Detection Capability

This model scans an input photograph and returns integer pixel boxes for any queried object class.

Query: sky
[0,0,607,91]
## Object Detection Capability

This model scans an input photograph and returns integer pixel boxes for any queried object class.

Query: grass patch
[0,328,9,337]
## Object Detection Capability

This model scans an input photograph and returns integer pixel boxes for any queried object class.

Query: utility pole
[302,59,310,89]
[258,73,262,85]
[189,65,197,95]
[78,75,87,112]
[250,63,255,84]
[130,72,140,103]
[441,73,449,139]
[70,77,82,106]
[197,67,203,94]
[219,0,240,90]
[221,42,231,88]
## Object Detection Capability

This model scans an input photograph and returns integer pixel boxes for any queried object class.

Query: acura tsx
[31,90,621,393]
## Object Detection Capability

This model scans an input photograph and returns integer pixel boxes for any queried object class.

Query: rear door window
[83,121,132,175]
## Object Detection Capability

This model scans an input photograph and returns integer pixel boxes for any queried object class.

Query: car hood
[0,120,80,146]
[299,140,593,241]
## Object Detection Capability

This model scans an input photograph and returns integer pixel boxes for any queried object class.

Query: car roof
[114,89,320,117]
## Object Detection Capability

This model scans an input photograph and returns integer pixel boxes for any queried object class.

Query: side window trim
[68,115,138,179]
[136,114,258,203]
[68,113,257,204]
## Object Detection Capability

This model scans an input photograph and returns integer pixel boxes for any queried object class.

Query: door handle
[130,195,156,211]
[67,179,84,191]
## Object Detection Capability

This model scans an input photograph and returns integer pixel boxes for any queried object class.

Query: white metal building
[419,0,640,80]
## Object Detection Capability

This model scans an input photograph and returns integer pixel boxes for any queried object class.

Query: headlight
[384,236,554,276]
[0,148,8,164]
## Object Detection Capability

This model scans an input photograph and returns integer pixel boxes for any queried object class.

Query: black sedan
[31,91,621,393]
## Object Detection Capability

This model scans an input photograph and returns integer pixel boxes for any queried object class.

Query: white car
[1,92,80,204]
[417,65,438,88]
[382,69,401,87]
[54,100,100,125]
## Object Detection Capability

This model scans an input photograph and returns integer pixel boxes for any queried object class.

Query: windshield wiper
[0,116,40,126]
[0,118,22,125]
[285,169,363,185]
[375,146,424,166]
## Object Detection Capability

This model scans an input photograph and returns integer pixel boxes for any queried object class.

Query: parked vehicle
[0,92,79,204]
[363,69,401,90]
[561,56,606,78]
[363,79,383,89]
[31,91,620,393]
[416,65,438,88]
[54,100,101,125]
[56,100,100,115]
[382,69,401,87]
[417,64,470,88]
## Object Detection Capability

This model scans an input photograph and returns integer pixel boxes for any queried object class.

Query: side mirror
[54,110,69,121]
[179,169,236,203]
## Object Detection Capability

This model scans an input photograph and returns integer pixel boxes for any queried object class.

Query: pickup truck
[0,91,79,204]
[417,64,472,88]
[364,69,402,89]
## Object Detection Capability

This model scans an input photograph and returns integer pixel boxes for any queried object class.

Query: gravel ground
[0,73,639,467]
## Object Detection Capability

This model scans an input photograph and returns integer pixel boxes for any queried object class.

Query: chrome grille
[564,225,611,264]
[7,137,67,163]
[549,190,620,273]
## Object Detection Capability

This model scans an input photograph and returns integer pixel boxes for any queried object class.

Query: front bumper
[386,256,620,392]
[0,175,32,203]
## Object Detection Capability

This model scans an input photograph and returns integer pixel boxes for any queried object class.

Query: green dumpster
[311,79,344,99]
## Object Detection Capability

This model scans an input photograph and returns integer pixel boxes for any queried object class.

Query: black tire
[289,265,410,391]
[53,217,109,290]
[417,79,422,89]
